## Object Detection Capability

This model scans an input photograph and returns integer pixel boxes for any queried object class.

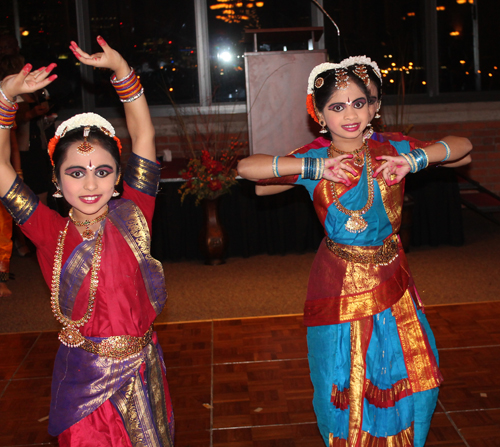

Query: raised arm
[70,36,155,162]
[0,64,56,197]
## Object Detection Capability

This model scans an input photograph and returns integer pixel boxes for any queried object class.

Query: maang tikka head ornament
[77,126,94,156]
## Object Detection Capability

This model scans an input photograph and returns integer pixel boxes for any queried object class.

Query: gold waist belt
[325,234,399,265]
[58,325,153,359]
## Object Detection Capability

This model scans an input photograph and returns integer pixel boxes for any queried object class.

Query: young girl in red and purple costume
[0,37,174,446]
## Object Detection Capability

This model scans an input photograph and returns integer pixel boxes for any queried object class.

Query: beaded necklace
[327,143,374,233]
[69,206,109,241]
[50,220,104,347]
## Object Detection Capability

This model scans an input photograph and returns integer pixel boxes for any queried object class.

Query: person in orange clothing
[0,54,24,296]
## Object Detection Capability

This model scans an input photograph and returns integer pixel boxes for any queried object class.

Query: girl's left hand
[69,36,127,74]
[373,155,411,186]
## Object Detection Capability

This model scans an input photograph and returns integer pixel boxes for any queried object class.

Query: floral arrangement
[178,138,243,205]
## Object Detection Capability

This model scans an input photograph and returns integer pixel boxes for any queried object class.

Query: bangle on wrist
[401,149,429,173]
[110,68,144,103]
[0,82,17,106]
[272,156,281,178]
[0,100,18,129]
[437,140,451,162]
[301,157,325,180]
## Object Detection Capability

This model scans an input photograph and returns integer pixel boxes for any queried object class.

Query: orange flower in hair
[47,135,60,166]
[306,94,319,124]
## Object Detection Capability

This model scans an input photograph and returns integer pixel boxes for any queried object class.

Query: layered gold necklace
[329,141,367,167]
[327,143,374,233]
[69,206,109,241]
[51,219,104,347]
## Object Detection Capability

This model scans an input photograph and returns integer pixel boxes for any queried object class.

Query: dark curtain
[151,170,464,262]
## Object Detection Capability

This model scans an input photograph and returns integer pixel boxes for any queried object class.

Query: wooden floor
[2,301,500,446]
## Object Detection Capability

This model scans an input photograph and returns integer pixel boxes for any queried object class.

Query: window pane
[323,0,427,96]
[207,0,312,103]
[0,1,81,111]
[438,0,499,92]
[88,0,198,107]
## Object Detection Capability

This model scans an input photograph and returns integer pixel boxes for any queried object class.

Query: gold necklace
[69,206,109,241]
[51,220,104,347]
[327,144,375,233]
[329,141,367,167]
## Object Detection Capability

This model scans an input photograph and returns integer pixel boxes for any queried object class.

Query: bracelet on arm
[400,148,429,173]
[0,82,17,106]
[437,140,451,162]
[301,157,325,180]
[110,68,144,103]
[0,101,19,129]
[272,156,281,178]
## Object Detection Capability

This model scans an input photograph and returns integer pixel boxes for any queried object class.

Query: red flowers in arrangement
[178,140,243,205]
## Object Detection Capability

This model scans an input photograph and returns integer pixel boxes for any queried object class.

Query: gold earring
[52,173,63,198]
[319,120,328,134]
[112,172,121,197]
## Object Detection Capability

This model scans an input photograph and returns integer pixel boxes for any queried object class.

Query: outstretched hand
[0,64,57,101]
[323,154,357,186]
[70,36,128,74]
[373,155,411,186]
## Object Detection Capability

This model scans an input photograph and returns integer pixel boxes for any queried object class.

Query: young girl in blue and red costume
[0,37,174,446]
[237,59,472,446]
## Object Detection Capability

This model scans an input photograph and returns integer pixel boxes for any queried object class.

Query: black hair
[366,65,382,103]
[313,66,371,115]
[52,126,121,182]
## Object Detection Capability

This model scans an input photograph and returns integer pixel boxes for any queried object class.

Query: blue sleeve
[389,139,411,155]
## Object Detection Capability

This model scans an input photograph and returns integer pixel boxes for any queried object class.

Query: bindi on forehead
[87,160,95,171]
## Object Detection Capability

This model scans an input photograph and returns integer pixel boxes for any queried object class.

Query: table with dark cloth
[151,163,463,262]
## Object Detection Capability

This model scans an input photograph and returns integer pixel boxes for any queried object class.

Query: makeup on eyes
[64,165,114,176]
[328,97,366,111]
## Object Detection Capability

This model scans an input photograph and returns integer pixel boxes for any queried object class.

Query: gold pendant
[82,228,94,240]
[345,214,368,233]
[59,325,86,347]
[353,153,365,167]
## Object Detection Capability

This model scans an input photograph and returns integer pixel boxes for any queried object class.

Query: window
[1,0,498,114]
[206,0,313,103]
[88,0,198,107]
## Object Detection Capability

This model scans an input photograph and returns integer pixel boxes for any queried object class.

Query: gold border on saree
[325,234,399,266]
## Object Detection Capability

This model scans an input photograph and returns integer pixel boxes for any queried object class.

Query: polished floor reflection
[1,302,500,446]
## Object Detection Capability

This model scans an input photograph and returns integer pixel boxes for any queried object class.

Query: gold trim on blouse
[0,175,39,225]
[123,152,160,197]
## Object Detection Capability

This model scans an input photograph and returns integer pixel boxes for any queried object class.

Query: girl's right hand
[0,64,57,102]
[323,154,357,186]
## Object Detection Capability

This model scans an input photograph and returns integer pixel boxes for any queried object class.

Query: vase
[200,196,227,265]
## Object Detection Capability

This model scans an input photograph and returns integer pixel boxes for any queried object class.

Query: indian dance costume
[278,138,442,446]
[0,152,174,446]
[262,58,443,446]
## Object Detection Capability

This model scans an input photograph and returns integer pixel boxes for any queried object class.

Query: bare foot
[0,282,12,297]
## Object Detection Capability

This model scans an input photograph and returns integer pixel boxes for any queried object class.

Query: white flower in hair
[55,112,116,138]
[340,55,382,82]
[307,62,342,94]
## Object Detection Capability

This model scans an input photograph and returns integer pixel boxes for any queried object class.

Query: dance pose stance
[0,37,174,446]
[255,56,471,197]
[238,59,472,446]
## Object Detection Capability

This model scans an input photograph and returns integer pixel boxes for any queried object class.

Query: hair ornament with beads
[47,112,122,166]
[340,55,382,83]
